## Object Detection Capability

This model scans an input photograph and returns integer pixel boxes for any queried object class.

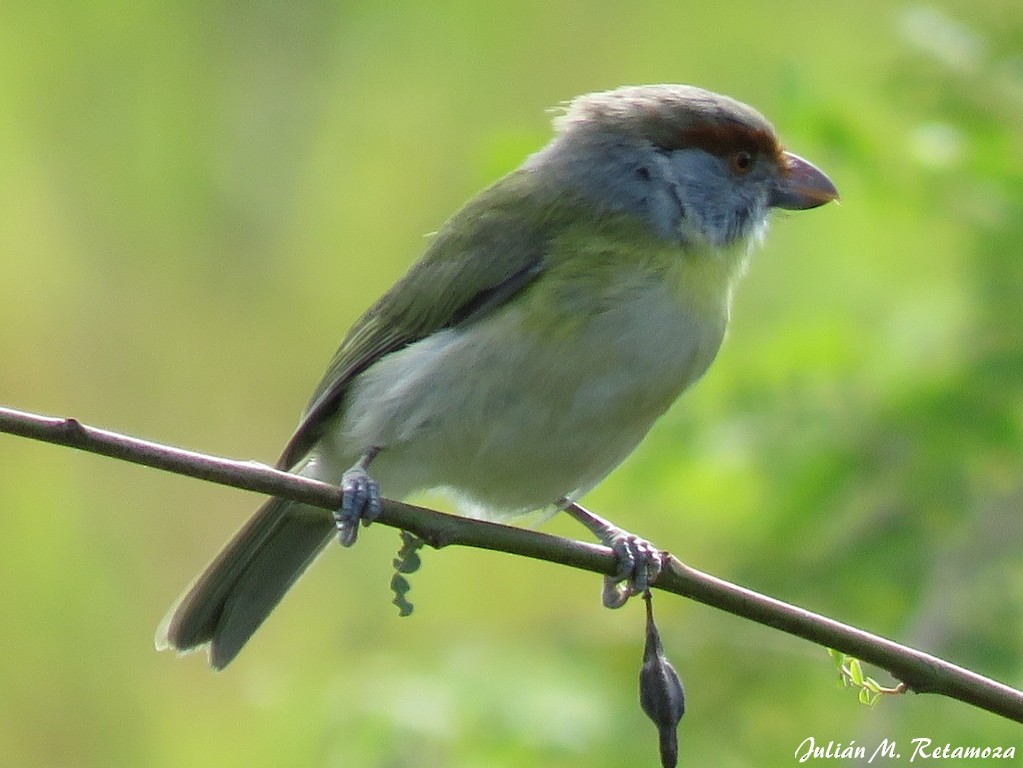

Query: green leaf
[849,659,864,686]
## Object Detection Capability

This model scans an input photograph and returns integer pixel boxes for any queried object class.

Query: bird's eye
[730,150,754,174]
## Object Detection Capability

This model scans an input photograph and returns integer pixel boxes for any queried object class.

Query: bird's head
[534,84,838,253]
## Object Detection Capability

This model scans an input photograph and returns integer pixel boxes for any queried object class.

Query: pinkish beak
[771,151,840,210]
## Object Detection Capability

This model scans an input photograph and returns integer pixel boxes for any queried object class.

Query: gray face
[528,131,776,252]
[657,145,776,249]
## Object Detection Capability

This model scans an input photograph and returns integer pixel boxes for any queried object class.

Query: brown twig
[1,404,1021,723]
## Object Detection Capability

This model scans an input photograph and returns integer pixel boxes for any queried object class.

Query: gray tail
[156,497,335,670]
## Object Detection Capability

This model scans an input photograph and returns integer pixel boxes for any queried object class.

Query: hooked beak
[771,151,840,210]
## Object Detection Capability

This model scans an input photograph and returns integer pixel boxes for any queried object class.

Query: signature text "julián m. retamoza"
[796,737,1016,763]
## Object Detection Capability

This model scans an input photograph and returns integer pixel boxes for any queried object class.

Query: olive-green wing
[277,171,551,469]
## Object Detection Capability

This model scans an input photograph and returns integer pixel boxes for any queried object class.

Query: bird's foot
[333,448,382,547]
[561,501,665,608]
[602,528,664,608]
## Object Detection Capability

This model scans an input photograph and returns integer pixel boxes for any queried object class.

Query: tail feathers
[156,497,335,670]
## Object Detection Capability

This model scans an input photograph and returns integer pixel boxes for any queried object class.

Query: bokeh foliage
[1,1,1021,765]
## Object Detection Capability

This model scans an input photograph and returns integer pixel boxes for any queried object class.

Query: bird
[156,84,838,669]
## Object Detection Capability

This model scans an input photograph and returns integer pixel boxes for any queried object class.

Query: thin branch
[1,404,1021,723]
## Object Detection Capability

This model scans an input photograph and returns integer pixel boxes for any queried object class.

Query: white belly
[311,276,727,516]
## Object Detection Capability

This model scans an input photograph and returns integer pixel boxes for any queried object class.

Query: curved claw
[602,577,632,609]
[333,465,382,547]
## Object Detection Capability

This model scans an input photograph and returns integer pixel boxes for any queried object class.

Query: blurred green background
[1,0,1022,765]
